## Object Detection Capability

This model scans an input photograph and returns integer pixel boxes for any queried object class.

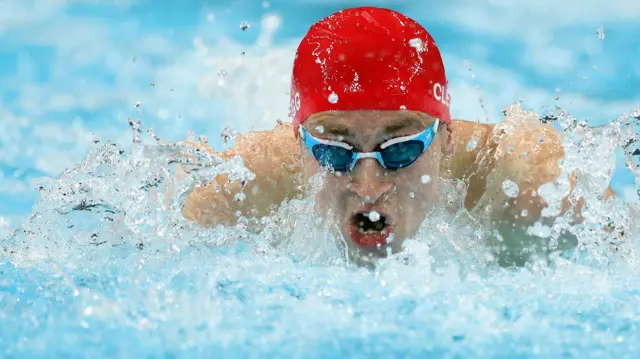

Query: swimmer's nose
[350,158,393,204]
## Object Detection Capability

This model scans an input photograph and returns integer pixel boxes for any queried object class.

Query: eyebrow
[323,124,355,138]
[310,115,431,148]
[382,117,425,134]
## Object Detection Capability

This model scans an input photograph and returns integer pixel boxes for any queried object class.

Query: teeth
[356,227,388,234]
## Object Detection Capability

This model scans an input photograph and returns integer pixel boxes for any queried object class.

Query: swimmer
[180,7,616,266]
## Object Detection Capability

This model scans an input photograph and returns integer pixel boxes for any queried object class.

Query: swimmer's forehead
[305,110,435,138]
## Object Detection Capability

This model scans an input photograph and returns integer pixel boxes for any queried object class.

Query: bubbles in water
[596,26,605,40]
[240,21,250,31]
[521,209,528,217]
[466,136,479,152]
[328,92,339,104]
[368,211,380,222]
[421,175,432,184]
[527,222,551,238]
[502,179,520,198]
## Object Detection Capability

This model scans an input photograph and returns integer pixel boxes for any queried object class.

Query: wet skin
[181,106,617,266]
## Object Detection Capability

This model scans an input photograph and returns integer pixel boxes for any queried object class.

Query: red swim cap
[289,6,451,136]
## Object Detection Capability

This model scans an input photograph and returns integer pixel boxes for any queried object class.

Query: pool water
[1,103,639,358]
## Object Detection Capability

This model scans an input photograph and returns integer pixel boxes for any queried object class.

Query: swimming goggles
[299,119,439,172]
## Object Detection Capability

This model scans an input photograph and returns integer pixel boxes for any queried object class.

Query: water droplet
[315,125,325,133]
[520,209,528,217]
[409,38,423,49]
[409,192,415,198]
[219,69,228,77]
[502,180,520,198]
[537,137,544,144]
[521,152,528,159]
[368,211,380,222]
[421,175,431,184]
[400,105,407,110]
[596,26,605,40]
[507,146,514,153]
[386,232,395,244]
[128,118,142,143]
[220,127,237,144]
[240,21,250,31]
[328,92,339,104]
[466,136,479,152]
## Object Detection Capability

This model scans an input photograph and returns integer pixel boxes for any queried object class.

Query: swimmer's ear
[441,124,454,155]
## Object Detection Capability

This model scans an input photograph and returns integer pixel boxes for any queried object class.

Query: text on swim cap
[433,83,451,108]
[289,91,301,118]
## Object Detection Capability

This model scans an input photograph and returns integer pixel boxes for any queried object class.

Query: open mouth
[348,211,395,248]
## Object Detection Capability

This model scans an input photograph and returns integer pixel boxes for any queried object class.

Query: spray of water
[1,15,640,356]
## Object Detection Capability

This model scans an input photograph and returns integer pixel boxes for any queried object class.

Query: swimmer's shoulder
[444,119,494,180]
[444,109,566,210]
[182,121,303,227]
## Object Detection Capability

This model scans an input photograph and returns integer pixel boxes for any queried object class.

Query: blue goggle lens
[379,140,424,169]
[312,140,424,171]
[312,144,353,172]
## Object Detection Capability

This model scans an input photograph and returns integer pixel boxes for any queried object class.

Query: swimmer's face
[300,110,453,262]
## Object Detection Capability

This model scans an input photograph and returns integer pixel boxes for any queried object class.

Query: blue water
[0,122,638,358]
[2,1,640,357]
[2,242,640,358]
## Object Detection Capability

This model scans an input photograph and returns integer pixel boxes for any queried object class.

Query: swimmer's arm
[479,120,616,227]
[181,123,303,228]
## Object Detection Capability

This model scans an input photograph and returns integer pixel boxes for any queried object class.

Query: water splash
[1,105,639,356]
